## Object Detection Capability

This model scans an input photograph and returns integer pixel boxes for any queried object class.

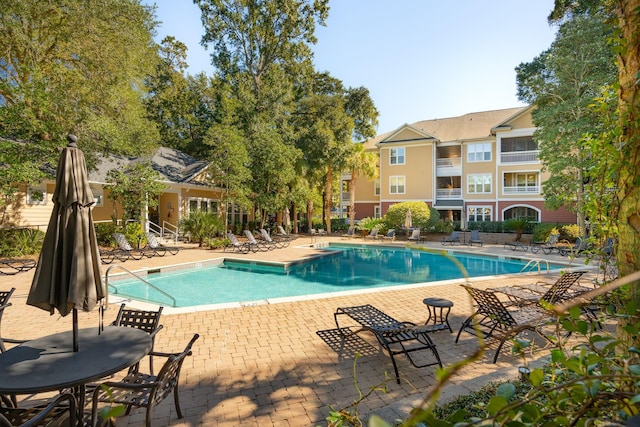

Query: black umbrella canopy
[27,134,104,349]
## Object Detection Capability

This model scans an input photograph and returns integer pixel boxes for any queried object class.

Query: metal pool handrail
[520,258,551,274]
[104,264,177,307]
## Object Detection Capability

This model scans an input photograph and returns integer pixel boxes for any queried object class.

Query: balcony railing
[503,186,540,194]
[436,188,462,199]
[436,157,461,168]
[500,150,539,163]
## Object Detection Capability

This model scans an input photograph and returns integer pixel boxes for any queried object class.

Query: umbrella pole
[73,308,78,352]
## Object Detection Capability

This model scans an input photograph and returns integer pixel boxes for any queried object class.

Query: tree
[179,210,223,247]
[0,0,160,206]
[105,162,166,224]
[345,143,378,228]
[549,0,640,348]
[383,201,431,231]
[516,10,617,235]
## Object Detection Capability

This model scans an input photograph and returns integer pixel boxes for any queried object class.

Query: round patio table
[0,326,152,421]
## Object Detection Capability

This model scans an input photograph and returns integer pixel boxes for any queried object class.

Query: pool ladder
[104,264,177,307]
[520,258,551,274]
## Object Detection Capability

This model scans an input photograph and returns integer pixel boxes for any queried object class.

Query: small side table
[422,297,454,333]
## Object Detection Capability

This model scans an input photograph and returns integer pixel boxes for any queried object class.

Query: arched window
[503,206,539,221]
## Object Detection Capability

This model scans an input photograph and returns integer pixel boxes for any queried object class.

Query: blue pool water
[110,244,563,307]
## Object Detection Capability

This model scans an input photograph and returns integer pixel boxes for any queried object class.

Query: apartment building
[340,106,576,225]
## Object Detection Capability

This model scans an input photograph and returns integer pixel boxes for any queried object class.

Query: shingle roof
[365,106,529,149]
[89,147,210,185]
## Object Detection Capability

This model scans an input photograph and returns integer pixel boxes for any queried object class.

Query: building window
[468,206,492,222]
[504,206,539,221]
[503,172,539,194]
[389,176,405,194]
[188,198,219,213]
[374,179,380,196]
[467,174,492,194]
[389,147,405,165]
[467,142,491,162]
[501,136,537,152]
[26,185,47,205]
[374,206,381,218]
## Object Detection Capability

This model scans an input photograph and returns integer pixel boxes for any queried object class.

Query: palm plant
[179,211,223,247]
[504,217,533,242]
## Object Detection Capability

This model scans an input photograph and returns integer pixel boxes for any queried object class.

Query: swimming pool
[108,244,565,309]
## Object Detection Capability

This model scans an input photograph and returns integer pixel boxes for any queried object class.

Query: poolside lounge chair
[244,230,274,251]
[145,232,179,256]
[259,228,289,248]
[0,258,36,276]
[469,230,483,247]
[276,225,297,241]
[334,304,442,383]
[91,334,199,427]
[342,227,356,239]
[407,228,423,243]
[455,284,555,363]
[364,227,380,240]
[491,271,586,307]
[441,231,460,245]
[504,241,529,252]
[382,229,396,241]
[559,237,591,257]
[107,233,148,261]
[224,232,251,254]
[530,233,562,255]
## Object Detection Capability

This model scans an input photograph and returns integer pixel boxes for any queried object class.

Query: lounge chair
[334,304,442,383]
[455,284,555,363]
[244,230,274,251]
[364,227,380,240]
[559,237,591,257]
[441,231,460,245]
[276,225,297,241]
[407,228,423,243]
[107,233,148,261]
[469,230,483,247]
[504,241,529,252]
[0,288,16,353]
[382,229,396,241]
[90,334,199,427]
[491,271,586,306]
[342,227,356,239]
[144,232,179,256]
[259,228,289,248]
[530,233,562,255]
[0,258,36,276]
[224,232,251,254]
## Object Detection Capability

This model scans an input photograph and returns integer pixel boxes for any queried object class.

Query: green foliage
[105,162,166,222]
[382,201,431,230]
[122,222,145,248]
[179,210,223,247]
[531,223,559,243]
[203,237,229,249]
[466,221,505,233]
[0,228,44,257]
[94,222,119,247]
[355,217,383,232]
[503,217,534,241]
[560,224,581,241]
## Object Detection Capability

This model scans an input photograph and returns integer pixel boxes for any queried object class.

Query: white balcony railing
[436,157,462,168]
[503,186,540,194]
[500,150,539,163]
[436,188,462,199]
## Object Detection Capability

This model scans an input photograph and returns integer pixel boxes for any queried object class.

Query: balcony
[500,150,539,163]
[436,157,462,176]
[436,188,462,199]
[503,186,540,194]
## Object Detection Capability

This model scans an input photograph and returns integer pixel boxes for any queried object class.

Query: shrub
[95,222,118,246]
[356,217,384,232]
[204,237,228,249]
[560,223,580,241]
[504,217,535,241]
[0,228,44,257]
[179,211,223,247]
[531,223,558,243]
[383,201,432,230]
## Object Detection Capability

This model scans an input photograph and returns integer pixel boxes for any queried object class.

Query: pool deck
[1,235,605,426]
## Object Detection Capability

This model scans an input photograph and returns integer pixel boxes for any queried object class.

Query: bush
[560,223,580,241]
[204,237,229,249]
[531,223,558,243]
[0,228,44,257]
[94,222,118,246]
[383,201,432,230]
[179,211,224,247]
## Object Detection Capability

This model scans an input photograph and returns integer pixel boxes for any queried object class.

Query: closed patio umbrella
[27,134,104,352]
[405,209,412,229]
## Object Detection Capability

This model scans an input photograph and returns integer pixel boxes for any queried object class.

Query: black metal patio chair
[334,304,442,384]
[111,304,164,374]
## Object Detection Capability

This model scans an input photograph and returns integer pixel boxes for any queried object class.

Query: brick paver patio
[0,236,601,426]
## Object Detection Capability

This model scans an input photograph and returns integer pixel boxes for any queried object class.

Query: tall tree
[0,0,160,207]
[516,10,617,235]
[550,0,640,347]
[345,143,378,228]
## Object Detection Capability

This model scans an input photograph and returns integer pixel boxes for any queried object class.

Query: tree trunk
[349,171,358,228]
[614,0,640,348]
[324,167,333,233]
[307,199,313,233]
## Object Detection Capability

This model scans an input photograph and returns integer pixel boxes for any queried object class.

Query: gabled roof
[365,106,529,148]
[89,147,210,186]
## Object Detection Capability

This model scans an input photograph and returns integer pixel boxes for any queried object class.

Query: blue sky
[146,1,557,134]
